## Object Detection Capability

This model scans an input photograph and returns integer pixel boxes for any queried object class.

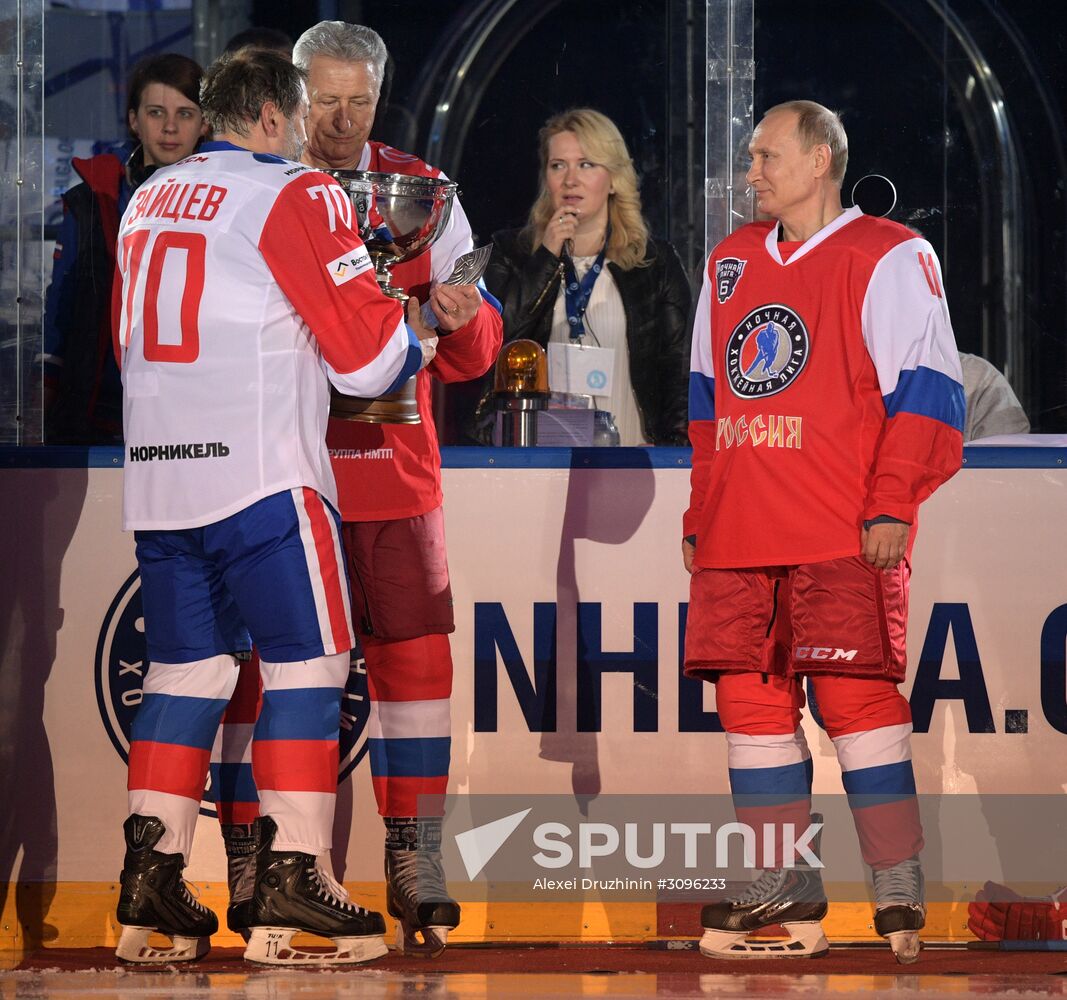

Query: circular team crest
[95,570,372,818]
[726,303,810,398]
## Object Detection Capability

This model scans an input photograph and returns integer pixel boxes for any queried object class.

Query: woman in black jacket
[484,108,692,445]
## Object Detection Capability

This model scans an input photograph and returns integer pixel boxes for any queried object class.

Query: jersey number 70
[120,229,206,363]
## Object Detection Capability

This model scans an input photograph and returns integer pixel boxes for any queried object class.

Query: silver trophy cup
[326,170,458,423]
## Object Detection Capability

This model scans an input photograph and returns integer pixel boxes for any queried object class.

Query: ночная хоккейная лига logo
[725,303,810,399]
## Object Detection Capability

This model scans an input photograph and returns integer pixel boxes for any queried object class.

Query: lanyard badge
[562,226,610,341]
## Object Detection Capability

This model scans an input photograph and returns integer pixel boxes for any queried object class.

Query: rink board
[1,444,1065,949]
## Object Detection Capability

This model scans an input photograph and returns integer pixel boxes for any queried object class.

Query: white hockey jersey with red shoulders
[117,140,424,531]
[326,141,503,522]
[685,205,965,569]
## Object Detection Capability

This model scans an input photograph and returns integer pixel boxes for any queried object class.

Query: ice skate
[222,822,259,941]
[115,814,217,963]
[699,867,829,958]
[699,814,828,959]
[385,819,460,957]
[873,858,925,964]
[243,816,387,966]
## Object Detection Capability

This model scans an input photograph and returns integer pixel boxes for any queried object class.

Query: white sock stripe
[143,655,239,701]
[832,723,914,772]
[367,698,452,741]
[127,791,201,863]
[258,652,350,691]
[258,790,336,855]
[726,729,812,769]
[291,487,336,656]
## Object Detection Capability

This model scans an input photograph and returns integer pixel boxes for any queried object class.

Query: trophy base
[330,378,420,424]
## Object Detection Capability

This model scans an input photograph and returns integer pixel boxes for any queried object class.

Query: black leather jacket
[485,228,693,444]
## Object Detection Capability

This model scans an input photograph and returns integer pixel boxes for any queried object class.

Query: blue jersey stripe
[208,762,259,804]
[384,329,426,395]
[368,736,451,778]
[846,791,917,810]
[255,687,344,742]
[688,372,716,422]
[883,366,965,431]
[841,759,917,796]
[480,287,503,314]
[131,693,229,750]
[728,758,812,796]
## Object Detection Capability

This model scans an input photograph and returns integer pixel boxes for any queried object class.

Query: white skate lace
[180,878,210,914]
[873,859,923,907]
[391,849,450,904]
[309,862,369,915]
[733,869,784,905]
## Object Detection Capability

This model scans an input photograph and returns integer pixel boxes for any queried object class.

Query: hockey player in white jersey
[114,48,438,966]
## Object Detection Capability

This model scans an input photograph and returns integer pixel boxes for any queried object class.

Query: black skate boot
[115,814,217,963]
[243,815,387,966]
[873,857,925,964]
[222,822,259,940]
[699,813,829,959]
[385,817,461,957]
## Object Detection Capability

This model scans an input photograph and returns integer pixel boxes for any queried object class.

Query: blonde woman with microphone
[485,108,692,445]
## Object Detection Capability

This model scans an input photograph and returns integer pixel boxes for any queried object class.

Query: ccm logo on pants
[795,647,858,661]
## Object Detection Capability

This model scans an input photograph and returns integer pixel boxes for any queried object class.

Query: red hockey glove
[967,881,1067,941]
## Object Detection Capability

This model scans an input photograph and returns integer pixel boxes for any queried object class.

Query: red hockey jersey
[685,206,965,568]
[327,142,503,522]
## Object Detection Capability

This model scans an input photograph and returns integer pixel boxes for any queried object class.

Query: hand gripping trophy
[327,170,492,423]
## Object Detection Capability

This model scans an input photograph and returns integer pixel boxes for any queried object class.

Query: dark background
[40,0,1067,431]
[252,0,1067,431]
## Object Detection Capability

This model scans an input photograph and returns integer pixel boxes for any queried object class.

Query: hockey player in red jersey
[114,48,440,966]
[212,21,502,960]
[683,101,965,964]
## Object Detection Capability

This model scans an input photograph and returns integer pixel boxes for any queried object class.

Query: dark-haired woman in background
[40,53,207,444]
[484,108,692,445]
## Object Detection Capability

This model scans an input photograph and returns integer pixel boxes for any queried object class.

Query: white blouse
[548,255,647,446]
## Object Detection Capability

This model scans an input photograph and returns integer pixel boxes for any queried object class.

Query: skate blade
[244,926,388,966]
[116,925,209,963]
[394,921,449,958]
[699,921,829,960]
[885,929,921,964]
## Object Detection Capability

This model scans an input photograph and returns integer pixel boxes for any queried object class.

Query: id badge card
[547,342,615,397]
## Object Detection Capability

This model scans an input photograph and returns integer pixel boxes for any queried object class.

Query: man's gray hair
[763,100,849,185]
[292,21,388,92]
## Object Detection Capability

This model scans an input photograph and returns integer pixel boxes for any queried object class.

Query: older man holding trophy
[213,21,501,962]
[302,21,502,959]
